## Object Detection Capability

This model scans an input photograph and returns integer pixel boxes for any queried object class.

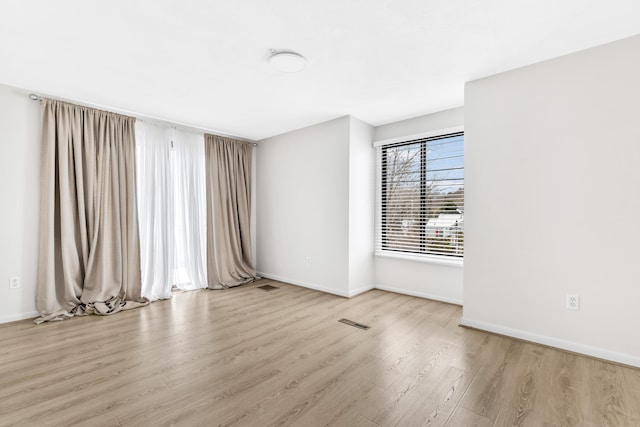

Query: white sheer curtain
[135,121,207,301]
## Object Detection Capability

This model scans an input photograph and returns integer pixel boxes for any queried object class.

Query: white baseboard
[0,311,38,324]
[374,284,463,306]
[348,284,375,298]
[258,272,457,304]
[258,272,374,299]
[461,317,640,369]
[258,272,351,298]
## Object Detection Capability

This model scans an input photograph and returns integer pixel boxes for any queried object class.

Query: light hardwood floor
[1,280,639,426]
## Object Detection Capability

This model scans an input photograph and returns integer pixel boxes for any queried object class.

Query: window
[376,131,464,259]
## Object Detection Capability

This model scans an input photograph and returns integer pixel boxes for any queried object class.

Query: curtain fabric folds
[204,134,257,289]
[35,99,148,323]
[135,121,207,300]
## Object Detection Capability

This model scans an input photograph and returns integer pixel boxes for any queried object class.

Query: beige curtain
[35,99,147,323]
[204,134,256,289]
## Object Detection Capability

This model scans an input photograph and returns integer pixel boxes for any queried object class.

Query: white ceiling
[1,0,639,140]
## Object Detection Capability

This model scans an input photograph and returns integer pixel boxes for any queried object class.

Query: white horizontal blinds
[377,132,464,258]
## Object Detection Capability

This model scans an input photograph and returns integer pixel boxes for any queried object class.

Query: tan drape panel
[35,99,147,323]
[204,134,256,289]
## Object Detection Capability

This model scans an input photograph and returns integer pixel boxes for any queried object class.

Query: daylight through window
[376,132,464,258]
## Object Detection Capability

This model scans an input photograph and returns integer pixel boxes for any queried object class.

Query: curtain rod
[28,92,257,146]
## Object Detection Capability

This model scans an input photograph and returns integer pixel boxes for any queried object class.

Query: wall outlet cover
[566,294,579,310]
[9,276,21,289]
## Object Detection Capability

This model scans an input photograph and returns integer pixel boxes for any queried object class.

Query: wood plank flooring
[1,279,639,426]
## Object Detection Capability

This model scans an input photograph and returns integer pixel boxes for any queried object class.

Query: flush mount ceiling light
[269,50,306,73]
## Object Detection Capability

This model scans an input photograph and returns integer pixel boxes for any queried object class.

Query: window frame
[375,127,464,265]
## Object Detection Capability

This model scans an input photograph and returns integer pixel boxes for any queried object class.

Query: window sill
[375,250,464,268]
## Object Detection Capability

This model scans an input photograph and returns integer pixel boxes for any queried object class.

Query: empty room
[1,1,640,426]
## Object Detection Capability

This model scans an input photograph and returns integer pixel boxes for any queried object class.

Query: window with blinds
[376,132,464,259]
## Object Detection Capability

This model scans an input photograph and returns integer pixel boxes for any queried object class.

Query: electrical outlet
[566,294,579,310]
[9,276,20,289]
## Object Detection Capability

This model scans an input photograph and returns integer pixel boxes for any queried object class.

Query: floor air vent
[257,284,279,291]
[338,318,370,330]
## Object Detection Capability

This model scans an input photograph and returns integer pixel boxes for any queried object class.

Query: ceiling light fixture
[269,50,306,73]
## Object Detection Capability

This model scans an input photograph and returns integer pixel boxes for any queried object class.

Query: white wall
[348,117,375,296]
[373,107,465,305]
[256,117,351,296]
[463,35,640,367]
[0,84,41,322]
[374,107,464,143]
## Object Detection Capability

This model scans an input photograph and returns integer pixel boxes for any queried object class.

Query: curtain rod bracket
[29,93,43,101]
